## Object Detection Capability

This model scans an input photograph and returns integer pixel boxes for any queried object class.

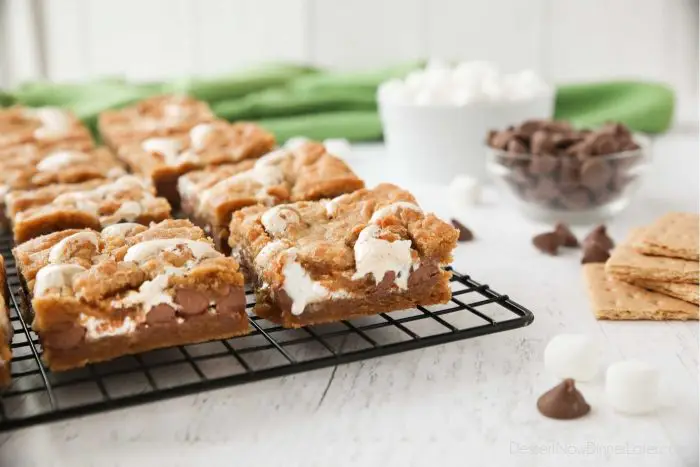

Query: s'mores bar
[98,95,215,150]
[0,106,92,150]
[13,219,249,371]
[1,256,11,387]
[7,175,172,243]
[0,146,126,222]
[117,120,275,206]
[180,141,365,252]
[229,184,459,327]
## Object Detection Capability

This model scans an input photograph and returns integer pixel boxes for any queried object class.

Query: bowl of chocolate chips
[486,119,649,223]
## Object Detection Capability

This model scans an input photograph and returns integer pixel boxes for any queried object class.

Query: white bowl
[379,94,554,184]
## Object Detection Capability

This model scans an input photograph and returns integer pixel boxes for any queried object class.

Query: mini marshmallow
[544,334,600,382]
[284,136,309,151]
[323,138,353,159]
[378,60,551,106]
[606,360,659,414]
[449,175,482,207]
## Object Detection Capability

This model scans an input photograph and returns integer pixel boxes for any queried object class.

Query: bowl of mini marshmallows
[378,60,554,184]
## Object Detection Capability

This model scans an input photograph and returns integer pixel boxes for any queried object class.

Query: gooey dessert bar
[0,106,92,150]
[179,141,365,253]
[98,95,216,150]
[228,184,459,327]
[8,175,171,243]
[118,120,275,206]
[12,219,248,370]
[0,256,11,387]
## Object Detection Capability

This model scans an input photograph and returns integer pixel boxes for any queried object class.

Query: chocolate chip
[175,288,209,316]
[554,223,579,247]
[490,130,515,150]
[216,287,246,314]
[529,154,558,175]
[533,232,560,256]
[580,158,614,191]
[451,219,474,242]
[42,325,86,350]
[147,303,176,324]
[583,225,615,251]
[581,243,611,264]
[537,379,591,420]
[529,178,559,203]
[531,130,555,154]
[507,138,528,154]
[560,188,592,210]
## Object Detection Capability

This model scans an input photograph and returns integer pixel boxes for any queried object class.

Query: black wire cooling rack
[0,234,534,432]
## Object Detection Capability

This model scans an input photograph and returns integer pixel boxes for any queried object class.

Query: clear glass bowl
[486,135,650,224]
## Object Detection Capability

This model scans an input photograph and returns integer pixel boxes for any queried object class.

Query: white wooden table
[1,132,698,467]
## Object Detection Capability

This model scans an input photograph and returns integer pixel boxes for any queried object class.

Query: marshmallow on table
[606,360,659,414]
[323,138,353,159]
[449,175,482,208]
[544,334,600,382]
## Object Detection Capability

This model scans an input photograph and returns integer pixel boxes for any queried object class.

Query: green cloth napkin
[3,63,675,143]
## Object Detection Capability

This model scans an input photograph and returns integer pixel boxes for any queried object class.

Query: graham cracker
[583,263,699,320]
[634,212,699,261]
[631,279,699,305]
[606,229,699,284]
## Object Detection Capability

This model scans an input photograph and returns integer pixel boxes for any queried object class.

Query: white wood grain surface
[0,132,697,467]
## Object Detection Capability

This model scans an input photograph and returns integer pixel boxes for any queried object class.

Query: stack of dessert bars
[0,96,458,385]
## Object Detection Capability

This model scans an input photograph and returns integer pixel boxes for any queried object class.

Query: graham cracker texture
[606,229,699,284]
[583,264,699,320]
[634,212,699,261]
[631,279,699,305]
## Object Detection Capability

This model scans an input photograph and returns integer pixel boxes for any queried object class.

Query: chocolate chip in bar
[533,232,560,256]
[581,242,611,264]
[583,224,615,251]
[451,219,474,242]
[554,222,579,247]
[537,379,591,420]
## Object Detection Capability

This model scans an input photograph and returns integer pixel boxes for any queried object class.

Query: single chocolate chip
[376,271,397,294]
[581,158,614,191]
[560,188,593,210]
[216,287,246,314]
[147,303,176,324]
[531,131,555,154]
[529,154,559,175]
[537,379,591,420]
[518,120,545,137]
[529,178,560,203]
[591,133,619,156]
[175,288,210,316]
[583,225,615,251]
[581,243,611,264]
[451,219,474,242]
[507,138,528,154]
[490,131,515,150]
[554,223,579,247]
[533,232,561,256]
[42,325,86,350]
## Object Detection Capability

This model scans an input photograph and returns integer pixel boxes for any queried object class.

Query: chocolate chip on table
[537,379,591,420]
[533,232,561,256]
[583,224,615,251]
[581,242,611,264]
[554,223,579,247]
[451,219,474,242]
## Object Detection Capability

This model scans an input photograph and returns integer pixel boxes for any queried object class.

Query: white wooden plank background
[1,0,697,99]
